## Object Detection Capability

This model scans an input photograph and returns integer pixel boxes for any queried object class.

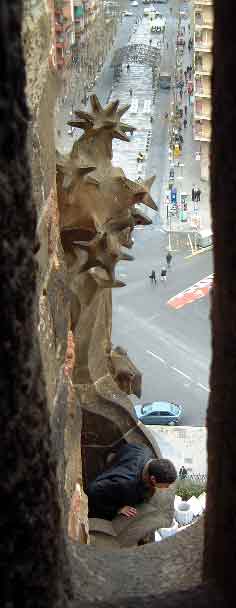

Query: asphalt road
[112,226,213,426]
[57,0,211,427]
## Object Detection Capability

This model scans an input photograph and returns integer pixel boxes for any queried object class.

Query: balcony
[194,59,212,76]
[55,22,63,32]
[194,0,213,5]
[194,118,211,141]
[194,34,213,52]
[195,17,213,29]
[194,77,211,98]
[195,87,211,99]
[194,108,211,121]
[75,19,85,29]
[56,57,64,68]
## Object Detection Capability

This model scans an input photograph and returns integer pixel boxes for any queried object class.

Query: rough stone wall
[23,0,88,540]
[0,1,72,604]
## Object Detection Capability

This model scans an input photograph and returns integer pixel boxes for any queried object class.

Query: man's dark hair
[148,459,177,484]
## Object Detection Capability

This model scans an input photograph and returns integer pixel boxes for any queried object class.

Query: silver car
[135,401,182,425]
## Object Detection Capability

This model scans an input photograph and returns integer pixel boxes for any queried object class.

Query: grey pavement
[150,426,207,476]
[113,227,213,427]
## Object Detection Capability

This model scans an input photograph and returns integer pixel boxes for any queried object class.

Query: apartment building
[47,0,74,72]
[48,1,122,104]
[193,0,213,181]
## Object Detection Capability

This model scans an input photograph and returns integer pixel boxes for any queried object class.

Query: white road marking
[147,313,160,322]
[146,350,165,364]
[171,367,192,381]
[197,383,210,393]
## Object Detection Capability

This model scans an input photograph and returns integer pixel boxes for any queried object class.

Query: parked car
[196,229,213,248]
[135,401,182,425]
[123,11,133,16]
[131,1,139,5]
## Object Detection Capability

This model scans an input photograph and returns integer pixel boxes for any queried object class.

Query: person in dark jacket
[149,269,156,285]
[87,443,177,520]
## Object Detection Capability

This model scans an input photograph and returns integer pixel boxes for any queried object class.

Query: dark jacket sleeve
[87,477,125,520]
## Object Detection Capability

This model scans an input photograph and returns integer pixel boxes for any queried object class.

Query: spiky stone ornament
[57,93,157,379]
[56,97,165,547]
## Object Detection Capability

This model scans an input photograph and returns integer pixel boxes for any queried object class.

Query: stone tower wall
[23,0,88,542]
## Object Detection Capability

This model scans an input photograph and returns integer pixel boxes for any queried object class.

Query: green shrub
[175,479,206,501]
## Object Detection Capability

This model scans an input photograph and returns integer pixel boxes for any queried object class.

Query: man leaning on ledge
[87,443,177,520]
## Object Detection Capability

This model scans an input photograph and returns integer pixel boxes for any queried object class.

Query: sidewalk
[151,426,207,477]
[162,15,211,233]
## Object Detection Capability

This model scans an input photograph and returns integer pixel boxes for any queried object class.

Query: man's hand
[118,506,137,518]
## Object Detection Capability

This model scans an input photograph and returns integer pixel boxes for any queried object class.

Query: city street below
[57,0,212,427]
[113,225,212,427]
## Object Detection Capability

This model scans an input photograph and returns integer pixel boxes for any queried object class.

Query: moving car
[123,11,133,16]
[131,1,139,5]
[135,401,182,425]
[159,72,171,89]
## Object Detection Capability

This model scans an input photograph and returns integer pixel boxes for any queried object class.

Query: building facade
[193,0,213,181]
[48,0,74,72]
[48,1,123,104]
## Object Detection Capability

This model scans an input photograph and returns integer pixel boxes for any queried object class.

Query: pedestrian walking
[183,118,187,128]
[127,64,130,72]
[192,186,196,202]
[196,187,201,202]
[166,252,172,269]
[129,88,133,97]
[180,88,183,100]
[184,104,187,116]
[179,465,188,480]
[194,186,198,201]
[149,270,157,285]
[184,70,187,83]
[149,39,152,45]
[160,267,167,282]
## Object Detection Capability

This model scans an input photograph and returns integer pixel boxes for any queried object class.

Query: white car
[123,11,133,16]
[131,1,139,5]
